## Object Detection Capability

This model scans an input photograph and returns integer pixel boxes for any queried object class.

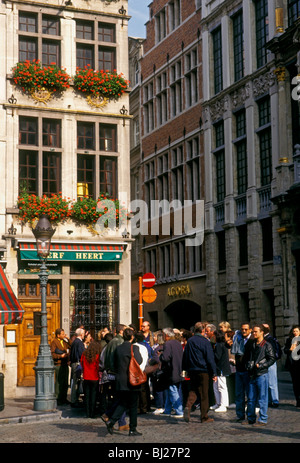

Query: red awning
[0,265,24,324]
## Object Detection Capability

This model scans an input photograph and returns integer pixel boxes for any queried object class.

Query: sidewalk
[0,369,295,426]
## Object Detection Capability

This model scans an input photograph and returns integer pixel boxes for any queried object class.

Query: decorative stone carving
[252,70,276,98]
[209,96,228,122]
[230,85,250,109]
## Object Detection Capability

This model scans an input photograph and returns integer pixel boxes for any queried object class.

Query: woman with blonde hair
[219,321,231,333]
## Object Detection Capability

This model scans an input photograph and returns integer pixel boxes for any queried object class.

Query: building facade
[0,0,131,397]
[130,0,300,341]
[131,0,206,330]
[202,0,299,341]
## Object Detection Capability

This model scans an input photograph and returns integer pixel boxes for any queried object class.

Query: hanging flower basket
[12,60,71,102]
[17,193,72,225]
[74,66,129,102]
[17,192,128,230]
[70,193,127,229]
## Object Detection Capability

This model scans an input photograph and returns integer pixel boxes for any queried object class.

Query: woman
[84,331,92,349]
[211,329,231,412]
[224,330,236,408]
[80,341,101,418]
[219,321,232,333]
[151,331,168,414]
[284,325,300,407]
[104,328,143,436]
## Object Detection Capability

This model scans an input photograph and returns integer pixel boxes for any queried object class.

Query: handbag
[129,345,147,386]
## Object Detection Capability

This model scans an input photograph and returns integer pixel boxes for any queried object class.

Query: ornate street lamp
[32,215,56,411]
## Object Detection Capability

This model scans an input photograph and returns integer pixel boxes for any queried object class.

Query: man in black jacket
[70,327,85,407]
[160,328,184,418]
[104,328,143,436]
[245,324,276,426]
[182,322,217,423]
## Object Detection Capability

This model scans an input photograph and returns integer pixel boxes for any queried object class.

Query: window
[76,121,118,199]
[146,249,157,275]
[187,137,200,202]
[234,110,247,195]
[257,97,272,186]
[159,245,171,278]
[157,153,169,213]
[212,26,223,94]
[214,121,226,202]
[18,12,61,66]
[19,117,38,145]
[288,0,300,26]
[42,119,61,147]
[189,244,203,273]
[145,161,155,218]
[100,157,117,197]
[19,116,62,196]
[174,241,186,275]
[77,155,95,198]
[171,146,184,204]
[170,61,182,117]
[155,8,166,43]
[143,82,154,133]
[261,218,273,262]
[43,153,61,195]
[232,10,244,82]
[76,19,116,71]
[77,122,95,150]
[169,0,181,31]
[185,49,198,107]
[100,124,117,152]
[156,72,168,126]
[254,0,269,68]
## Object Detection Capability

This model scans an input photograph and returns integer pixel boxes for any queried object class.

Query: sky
[128,0,149,38]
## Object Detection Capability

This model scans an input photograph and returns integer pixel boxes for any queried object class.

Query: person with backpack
[263,323,281,408]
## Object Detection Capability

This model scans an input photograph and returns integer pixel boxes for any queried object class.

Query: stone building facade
[131,0,206,330]
[0,0,131,397]
[201,0,300,341]
[130,0,300,341]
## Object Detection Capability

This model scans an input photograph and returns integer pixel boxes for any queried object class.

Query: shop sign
[167,284,191,297]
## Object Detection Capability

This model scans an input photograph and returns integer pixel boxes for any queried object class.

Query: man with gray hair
[160,327,184,418]
[70,327,85,408]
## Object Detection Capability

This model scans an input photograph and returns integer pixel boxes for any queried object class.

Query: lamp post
[32,215,57,411]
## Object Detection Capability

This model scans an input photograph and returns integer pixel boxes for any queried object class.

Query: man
[70,327,85,408]
[205,324,217,346]
[231,323,253,422]
[141,320,154,347]
[104,328,143,436]
[263,324,280,408]
[245,324,276,426]
[102,324,128,430]
[182,322,217,424]
[50,328,70,405]
[160,328,184,418]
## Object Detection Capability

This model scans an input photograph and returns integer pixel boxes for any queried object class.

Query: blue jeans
[235,371,250,420]
[247,374,269,424]
[164,384,183,416]
[267,362,279,405]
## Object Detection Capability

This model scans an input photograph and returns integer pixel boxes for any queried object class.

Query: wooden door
[17,300,60,387]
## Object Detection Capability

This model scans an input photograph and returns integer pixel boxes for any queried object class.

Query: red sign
[142,273,156,288]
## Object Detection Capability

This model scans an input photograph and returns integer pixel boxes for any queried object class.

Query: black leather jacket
[245,339,276,377]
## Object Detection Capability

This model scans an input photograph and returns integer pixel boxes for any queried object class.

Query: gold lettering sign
[167,285,191,297]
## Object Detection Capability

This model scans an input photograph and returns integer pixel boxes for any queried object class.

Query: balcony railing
[214,201,225,225]
[258,185,272,214]
[235,194,247,221]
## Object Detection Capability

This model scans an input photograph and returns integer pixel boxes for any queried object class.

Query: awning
[0,265,24,325]
[19,242,124,262]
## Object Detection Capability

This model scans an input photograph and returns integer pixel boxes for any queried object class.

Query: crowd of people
[50,320,300,436]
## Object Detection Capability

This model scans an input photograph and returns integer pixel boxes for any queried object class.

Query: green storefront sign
[20,250,123,262]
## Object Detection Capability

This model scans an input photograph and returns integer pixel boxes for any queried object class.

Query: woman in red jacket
[81,341,101,418]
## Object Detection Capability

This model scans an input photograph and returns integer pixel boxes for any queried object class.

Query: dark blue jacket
[182,333,217,377]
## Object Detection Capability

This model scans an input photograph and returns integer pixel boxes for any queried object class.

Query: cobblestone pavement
[0,399,299,445]
[0,370,299,446]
